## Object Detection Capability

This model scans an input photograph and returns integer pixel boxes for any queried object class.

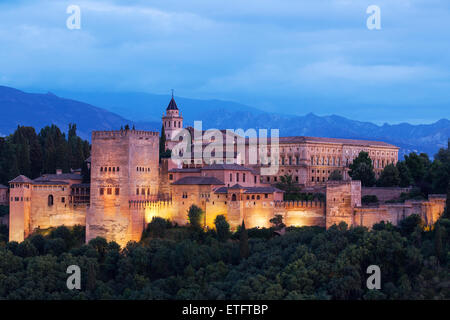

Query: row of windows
[100,188,120,196]
[100,166,119,173]
[10,184,30,189]
[137,167,151,172]
[165,120,182,128]
[11,195,64,206]
[136,188,152,196]
[11,196,30,202]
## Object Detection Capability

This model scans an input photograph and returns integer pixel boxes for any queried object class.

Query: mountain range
[1,86,448,159]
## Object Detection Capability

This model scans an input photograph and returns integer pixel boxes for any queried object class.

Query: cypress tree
[239,220,249,259]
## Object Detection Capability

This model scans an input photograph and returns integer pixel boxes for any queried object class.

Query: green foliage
[349,151,376,187]
[0,216,449,299]
[0,205,8,217]
[329,170,343,181]
[239,220,249,259]
[214,215,230,242]
[377,163,400,187]
[270,214,285,230]
[362,195,379,205]
[0,124,90,185]
[187,205,204,230]
[143,217,172,239]
[276,174,298,194]
[396,161,413,187]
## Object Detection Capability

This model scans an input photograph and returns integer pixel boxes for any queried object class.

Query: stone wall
[87,130,159,247]
[362,187,412,202]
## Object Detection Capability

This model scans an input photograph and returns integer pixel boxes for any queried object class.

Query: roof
[9,175,33,184]
[32,180,69,186]
[172,176,224,185]
[214,185,284,194]
[38,173,83,181]
[201,164,254,171]
[71,183,91,188]
[0,184,8,189]
[277,136,398,148]
[168,168,202,173]
[166,97,178,110]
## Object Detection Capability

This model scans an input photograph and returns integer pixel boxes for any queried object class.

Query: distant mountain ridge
[0,86,159,140]
[1,86,448,158]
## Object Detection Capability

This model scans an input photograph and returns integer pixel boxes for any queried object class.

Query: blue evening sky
[0,0,449,124]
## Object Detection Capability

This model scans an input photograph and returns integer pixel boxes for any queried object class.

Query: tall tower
[9,175,32,242]
[162,91,183,150]
[86,129,160,246]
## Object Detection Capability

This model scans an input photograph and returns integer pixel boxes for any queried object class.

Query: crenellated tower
[86,129,160,246]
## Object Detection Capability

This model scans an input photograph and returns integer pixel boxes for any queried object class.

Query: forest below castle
[0,207,449,300]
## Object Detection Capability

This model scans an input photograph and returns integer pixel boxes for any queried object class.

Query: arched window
[231,194,237,201]
[48,195,54,206]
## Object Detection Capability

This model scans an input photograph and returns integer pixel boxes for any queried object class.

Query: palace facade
[6,97,447,246]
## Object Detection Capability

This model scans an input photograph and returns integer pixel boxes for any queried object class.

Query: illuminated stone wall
[87,130,159,247]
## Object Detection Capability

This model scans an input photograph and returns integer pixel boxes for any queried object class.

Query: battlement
[92,130,159,140]
[274,200,324,208]
[129,199,173,209]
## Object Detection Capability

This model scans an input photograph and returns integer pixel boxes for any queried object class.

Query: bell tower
[162,90,183,150]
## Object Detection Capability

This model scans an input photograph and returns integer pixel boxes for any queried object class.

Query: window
[100,167,103,172]
[100,188,104,195]
[243,173,246,183]
[257,195,260,200]
[236,173,239,182]
[107,188,112,195]
[61,197,65,203]
[231,194,237,201]
[264,194,268,198]
[117,167,120,172]
[169,174,173,180]
[229,173,232,181]
[48,195,54,206]
[115,188,120,195]
[136,188,139,195]
[254,176,257,183]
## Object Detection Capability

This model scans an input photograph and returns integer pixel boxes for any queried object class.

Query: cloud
[0,0,449,123]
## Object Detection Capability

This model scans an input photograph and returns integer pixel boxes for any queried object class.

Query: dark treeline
[0,206,449,300]
[0,124,90,185]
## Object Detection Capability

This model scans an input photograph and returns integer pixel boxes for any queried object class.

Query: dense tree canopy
[349,151,376,187]
[0,124,90,185]
[0,212,448,300]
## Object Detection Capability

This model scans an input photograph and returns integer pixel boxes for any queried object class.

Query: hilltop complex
[6,97,447,246]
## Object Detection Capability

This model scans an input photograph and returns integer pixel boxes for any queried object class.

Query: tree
[348,151,376,187]
[434,222,444,264]
[269,214,285,230]
[404,153,431,186]
[239,220,249,259]
[377,163,400,187]
[214,215,230,242]
[396,161,413,187]
[329,170,343,181]
[276,174,297,194]
[188,205,204,230]
[145,217,171,238]
[160,125,166,156]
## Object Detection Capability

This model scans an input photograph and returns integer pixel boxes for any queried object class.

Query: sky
[0,0,449,124]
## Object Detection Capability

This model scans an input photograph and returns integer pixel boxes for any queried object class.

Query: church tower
[162,91,183,150]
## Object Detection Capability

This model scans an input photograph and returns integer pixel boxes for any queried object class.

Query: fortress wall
[325,181,361,228]
[362,187,411,202]
[30,187,86,232]
[87,130,159,247]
